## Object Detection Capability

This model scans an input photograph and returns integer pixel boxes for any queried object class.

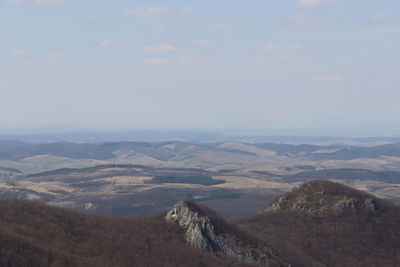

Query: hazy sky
[1,0,399,135]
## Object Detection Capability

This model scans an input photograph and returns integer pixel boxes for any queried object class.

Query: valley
[1,140,400,219]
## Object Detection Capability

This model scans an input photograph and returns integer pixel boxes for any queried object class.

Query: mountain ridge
[0,180,399,266]
[165,200,289,266]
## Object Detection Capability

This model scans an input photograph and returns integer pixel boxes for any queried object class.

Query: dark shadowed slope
[240,180,400,267]
[1,180,400,267]
[0,200,251,267]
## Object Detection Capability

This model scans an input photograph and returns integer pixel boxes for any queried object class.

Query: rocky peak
[166,200,218,251]
[166,200,289,266]
[261,180,382,215]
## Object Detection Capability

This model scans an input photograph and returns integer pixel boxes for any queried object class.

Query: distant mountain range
[1,130,400,145]
[1,140,400,218]
[2,140,400,162]
[1,180,399,267]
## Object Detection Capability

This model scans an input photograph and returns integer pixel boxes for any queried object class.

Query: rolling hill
[1,180,399,266]
[2,140,400,219]
[241,180,400,266]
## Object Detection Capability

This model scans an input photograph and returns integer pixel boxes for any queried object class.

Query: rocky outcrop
[335,199,357,212]
[365,198,379,212]
[260,180,382,216]
[166,200,282,265]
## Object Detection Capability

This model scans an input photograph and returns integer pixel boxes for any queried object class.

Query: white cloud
[193,40,211,47]
[124,6,174,20]
[142,58,170,65]
[296,0,329,9]
[144,44,177,53]
[296,0,365,9]
[99,40,126,47]
[312,74,347,82]
[10,49,25,55]
[263,43,304,51]
[263,43,280,51]
[6,0,67,4]
[257,56,307,62]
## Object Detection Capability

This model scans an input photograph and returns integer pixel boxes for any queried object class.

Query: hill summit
[260,180,382,215]
[242,180,400,266]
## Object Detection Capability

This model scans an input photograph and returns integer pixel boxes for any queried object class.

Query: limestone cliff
[166,200,290,266]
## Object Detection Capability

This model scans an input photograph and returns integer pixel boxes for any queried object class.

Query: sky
[1,0,399,136]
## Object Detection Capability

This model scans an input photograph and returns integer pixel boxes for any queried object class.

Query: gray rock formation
[365,198,379,212]
[166,200,278,265]
[336,199,357,212]
[261,180,383,216]
[291,200,309,213]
